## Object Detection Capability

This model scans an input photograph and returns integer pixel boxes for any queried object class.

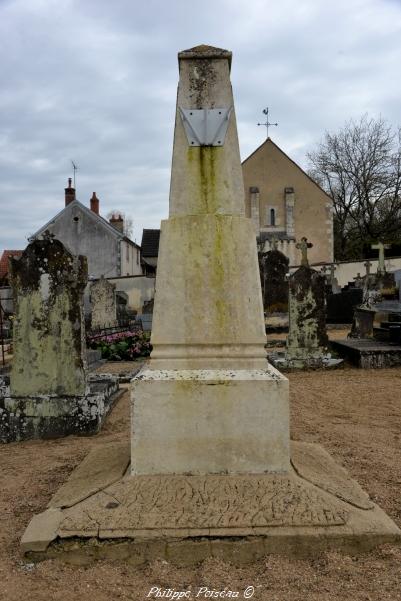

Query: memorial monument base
[0,374,120,443]
[131,367,290,475]
[20,440,400,564]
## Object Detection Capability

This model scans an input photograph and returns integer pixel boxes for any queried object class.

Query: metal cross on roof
[257,107,278,139]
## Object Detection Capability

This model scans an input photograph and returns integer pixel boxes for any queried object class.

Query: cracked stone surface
[58,471,348,536]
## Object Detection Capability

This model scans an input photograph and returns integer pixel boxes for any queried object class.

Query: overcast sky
[1,0,401,250]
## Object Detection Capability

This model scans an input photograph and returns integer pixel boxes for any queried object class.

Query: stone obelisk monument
[131,45,289,475]
[20,46,400,562]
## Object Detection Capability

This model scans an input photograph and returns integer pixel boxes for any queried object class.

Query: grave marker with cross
[364,260,372,277]
[371,242,391,273]
[296,237,313,267]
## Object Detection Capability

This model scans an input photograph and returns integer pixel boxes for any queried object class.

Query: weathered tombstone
[0,233,118,443]
[285,238,330,367]
[90,276,116,329]
[348,307,375,339]
[10,234,87,396]
[370,241,396,293]
[260,240,289,313]
[21,45,400,563]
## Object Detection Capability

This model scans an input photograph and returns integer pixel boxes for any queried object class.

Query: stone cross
[364,260,372,276]
[296,237,313,267]
[270,236,279,251]
[353,272,363,288]
[371,242,391,273]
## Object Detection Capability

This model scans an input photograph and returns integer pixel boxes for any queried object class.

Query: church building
[242,138,334,266]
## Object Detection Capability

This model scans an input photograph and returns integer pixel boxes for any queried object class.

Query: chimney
[65,178,76,206]
[109,212,124,233]
[90,192,99,215]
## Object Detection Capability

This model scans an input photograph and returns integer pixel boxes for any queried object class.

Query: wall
[106,275,155,312]
[120,240,142,276]
[242,140,333,265]
[326,257,401,288]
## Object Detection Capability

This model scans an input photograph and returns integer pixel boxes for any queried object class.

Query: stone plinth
[20,442,401,563]
[132,368,289,475]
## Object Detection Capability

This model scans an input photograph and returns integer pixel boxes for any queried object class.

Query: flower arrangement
[87,328,152,361]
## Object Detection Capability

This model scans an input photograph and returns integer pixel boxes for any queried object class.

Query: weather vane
[71,160,78,188]
[257,107,278,139]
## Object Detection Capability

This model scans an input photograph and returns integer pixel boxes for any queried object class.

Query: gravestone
[90,276,116,329]
[369,242,396,293]
[21,45,400,563]
[260,240,289,313]
[0,234,119,442]
[10,234,87,396]
[285,239,330,367]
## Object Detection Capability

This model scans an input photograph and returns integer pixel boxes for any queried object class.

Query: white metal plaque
[179,107,232,147]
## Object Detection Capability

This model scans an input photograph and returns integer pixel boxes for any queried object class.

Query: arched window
[270,208,276,226]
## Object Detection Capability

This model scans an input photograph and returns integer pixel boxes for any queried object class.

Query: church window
[270,208,276,226]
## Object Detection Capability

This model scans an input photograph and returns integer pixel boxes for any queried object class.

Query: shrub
[87,328,152,361]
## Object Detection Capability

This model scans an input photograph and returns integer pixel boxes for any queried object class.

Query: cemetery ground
[0,352,400,601]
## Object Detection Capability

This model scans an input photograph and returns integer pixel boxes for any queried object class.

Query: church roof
[242,138,333,202]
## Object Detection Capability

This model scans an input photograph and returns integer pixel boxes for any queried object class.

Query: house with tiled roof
[0,250,23,285]
[29,180,142,279]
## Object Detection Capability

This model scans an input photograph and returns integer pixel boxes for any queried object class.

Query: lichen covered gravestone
[0,234,118,443]
[10,235,87,396]
[286,238,329,367]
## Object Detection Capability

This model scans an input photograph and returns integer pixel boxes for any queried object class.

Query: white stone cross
[371,242,391,273]
[296,237,313,267]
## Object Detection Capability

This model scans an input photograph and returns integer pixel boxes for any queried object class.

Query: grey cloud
[1,0,401,250]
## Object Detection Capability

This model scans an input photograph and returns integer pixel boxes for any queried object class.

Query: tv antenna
[257,107,278,139]
[71,160,78,188]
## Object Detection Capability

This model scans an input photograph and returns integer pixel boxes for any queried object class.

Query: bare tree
[106,211,134,239]
[308,115,401,259]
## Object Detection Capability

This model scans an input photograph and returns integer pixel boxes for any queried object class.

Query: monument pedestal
[131,368,289,475]
[20,441,400,564]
